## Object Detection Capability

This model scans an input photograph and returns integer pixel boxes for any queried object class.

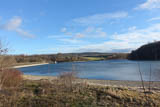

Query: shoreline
[23,75,160,91]
[13,63,49,68]
[23,75,57,81]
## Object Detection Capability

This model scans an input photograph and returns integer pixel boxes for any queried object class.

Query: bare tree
[0,39,22,90]
[0,40,15,70]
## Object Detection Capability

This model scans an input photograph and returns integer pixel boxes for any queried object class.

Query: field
[82,57,105,61]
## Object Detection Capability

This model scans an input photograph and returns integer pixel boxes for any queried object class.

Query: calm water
[18,60,160,81]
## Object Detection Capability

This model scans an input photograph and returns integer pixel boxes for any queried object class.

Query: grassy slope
[0,79,160,107]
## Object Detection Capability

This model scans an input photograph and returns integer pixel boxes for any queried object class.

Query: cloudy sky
[0,0,160,54]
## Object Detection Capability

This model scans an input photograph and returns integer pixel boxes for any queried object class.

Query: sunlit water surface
[18,60,160,81]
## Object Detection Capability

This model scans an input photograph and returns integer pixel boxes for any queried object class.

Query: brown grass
[0,69,23,90]
[58,71,77,92]
[0,79,160,107]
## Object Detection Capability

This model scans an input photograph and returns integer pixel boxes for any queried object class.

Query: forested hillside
[128,41,160,60]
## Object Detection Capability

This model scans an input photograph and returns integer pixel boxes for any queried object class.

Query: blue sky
[1,0,160,54]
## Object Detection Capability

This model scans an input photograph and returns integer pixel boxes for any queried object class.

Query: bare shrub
[0,39,23,90]
[0,69,23,89]
[148,63,152,93]
[137,62,146,93]
[59,71,77,91]
[58,65,77,91]
[138,62,154,93]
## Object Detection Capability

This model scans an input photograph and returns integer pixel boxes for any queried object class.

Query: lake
[18,60,160,81]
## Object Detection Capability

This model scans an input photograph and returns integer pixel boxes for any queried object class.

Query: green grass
[82,57,105,61]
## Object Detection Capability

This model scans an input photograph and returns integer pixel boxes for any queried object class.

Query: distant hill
[13,52,129,64]
[128,41,160,60]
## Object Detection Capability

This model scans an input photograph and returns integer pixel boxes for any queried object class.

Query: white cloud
[59,26,107,40]
[47,34,83,44]
[128,26,137,31]
[43,22,160,53]
[76,41,135,53]
[113,24,160,44]
[59,38,82,44]
[136,0,160,10]
[74,27,107,38]
[49,27,107,45]
[47,35,71,39]
[61,27,67,32]
[148,17,160,21]
[85,27,95,33]
[49,23,160,53]
[73,11,128,25]
[95,28,107,37]
[36,45,79,54]
[75,33,85,38]
[47,35,61,39]
[3,17,22,30]
[76,23,160,53]
[0,16,34,38]
[15,29,34,38]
